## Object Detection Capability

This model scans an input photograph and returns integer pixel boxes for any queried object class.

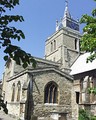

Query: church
[1,1,96,120]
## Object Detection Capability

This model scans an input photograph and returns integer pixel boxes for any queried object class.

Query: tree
[0,0,36,114]
[80,0,96,94]
[0,0,36,68]
[79,109,96,120]
[0,94,8,114]
[80,0,96,62]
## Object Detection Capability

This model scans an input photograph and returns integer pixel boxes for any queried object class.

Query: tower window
[51,42,53,52]
[75,38,77,50]
[44,82,58,104]
[54,40,56,50]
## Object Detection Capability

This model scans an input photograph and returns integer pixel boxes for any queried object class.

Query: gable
[7,67,73,82]
[28,67,73,81]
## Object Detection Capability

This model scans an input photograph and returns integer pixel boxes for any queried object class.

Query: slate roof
[70,53,96,75]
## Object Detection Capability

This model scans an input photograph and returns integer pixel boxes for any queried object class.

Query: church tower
[45,0,82,73]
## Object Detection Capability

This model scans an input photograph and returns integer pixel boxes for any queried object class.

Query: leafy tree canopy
[0,0,36,68]
[79,109,96,120]
[80,0,96,62]
[0,94,8,114]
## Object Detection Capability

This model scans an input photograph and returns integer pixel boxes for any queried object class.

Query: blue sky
[0,0,95,79]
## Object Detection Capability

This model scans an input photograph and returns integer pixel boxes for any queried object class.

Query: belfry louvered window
[54,40,56,50]
[44,82,58,104]
[51,42,53,52]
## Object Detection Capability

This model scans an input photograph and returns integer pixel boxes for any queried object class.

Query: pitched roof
[70,53,96,75]
[7,67,73,82]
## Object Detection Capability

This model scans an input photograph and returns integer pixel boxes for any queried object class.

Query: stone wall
[0,81,2,95]
[71,80,80,120]
[79,104,96,116]
[2,57,80,120]
[7,102,20,118]
[45,28,81,73]
[3,68,76,120]
[73,72,96,118]
[91,104,96,115]
[4,73,29,118]
[29,70,73,120]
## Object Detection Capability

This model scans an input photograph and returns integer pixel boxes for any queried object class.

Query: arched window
[11,83,15,101]
[54,40,56,50]
[92,76,96,88]
[75,38,77,50]
[80,78,84,91]
[17,81,21,101]
[44,82,58,104]
[51,42,53,52]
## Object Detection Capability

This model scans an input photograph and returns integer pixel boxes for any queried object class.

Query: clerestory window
[44,82,58,104]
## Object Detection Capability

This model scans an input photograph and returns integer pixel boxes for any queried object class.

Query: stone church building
[2,1,96,120]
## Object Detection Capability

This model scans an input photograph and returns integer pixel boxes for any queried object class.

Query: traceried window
[17,81,21,101]
[44,82,58,104]
[11,83,15,101]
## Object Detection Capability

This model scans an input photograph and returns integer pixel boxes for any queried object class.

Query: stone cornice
[46,27,82,42]
[34,56,60,67]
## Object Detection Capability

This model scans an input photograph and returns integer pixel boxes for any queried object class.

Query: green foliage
[88,87,96,94]
[79,109,96,120]
[91,116,96,120]
[80,0,96,62]
[0,0,36,114]
[0,0,36,68]
[79,109,90,120]
[0,95,8,114]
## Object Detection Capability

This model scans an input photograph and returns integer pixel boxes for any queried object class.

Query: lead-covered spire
[56,0,79,31]
[64,0,71,18]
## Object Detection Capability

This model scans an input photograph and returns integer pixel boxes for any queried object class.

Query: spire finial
[65,0,68,7]
[63,0,71,18]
